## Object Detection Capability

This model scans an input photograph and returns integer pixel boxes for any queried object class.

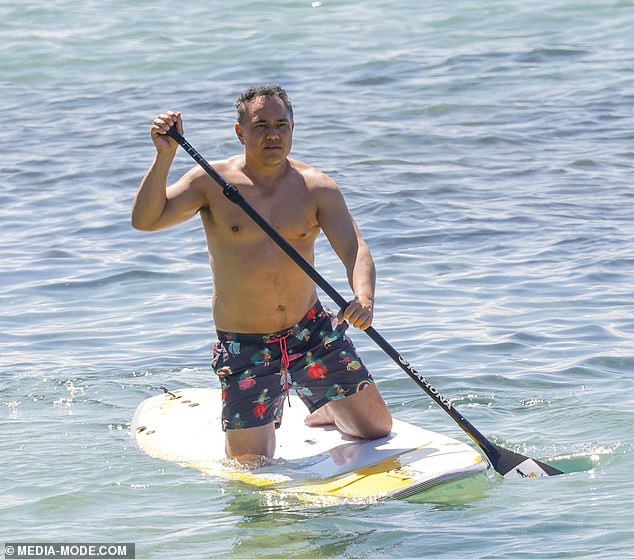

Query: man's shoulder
[184,155,242,187]
[288,158,338,190]
[210,155,243,175]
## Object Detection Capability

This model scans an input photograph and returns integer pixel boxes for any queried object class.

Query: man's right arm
[131,112,206,231]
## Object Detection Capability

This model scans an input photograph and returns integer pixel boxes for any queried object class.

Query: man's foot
[304,403,335,427]
[304,385,392,439]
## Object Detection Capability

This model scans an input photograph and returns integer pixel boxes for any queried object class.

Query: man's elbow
[131,213,159,232]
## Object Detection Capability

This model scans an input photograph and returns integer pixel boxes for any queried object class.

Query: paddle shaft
[166,125,500,461]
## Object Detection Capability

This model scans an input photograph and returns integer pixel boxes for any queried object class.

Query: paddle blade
[489,444,564,478]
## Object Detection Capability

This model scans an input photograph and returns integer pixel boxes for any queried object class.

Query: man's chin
[261,149,288,162]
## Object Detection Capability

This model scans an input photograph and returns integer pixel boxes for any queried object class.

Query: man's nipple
[231,225,240,233]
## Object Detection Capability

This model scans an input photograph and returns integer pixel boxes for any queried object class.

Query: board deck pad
[132,388,488,501]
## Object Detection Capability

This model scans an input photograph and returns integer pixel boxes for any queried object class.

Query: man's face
[236,95,294,164]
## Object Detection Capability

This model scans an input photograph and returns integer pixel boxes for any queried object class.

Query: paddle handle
[166,125,498,459]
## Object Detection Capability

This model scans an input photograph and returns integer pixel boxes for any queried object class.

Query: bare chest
[203,179,320,244]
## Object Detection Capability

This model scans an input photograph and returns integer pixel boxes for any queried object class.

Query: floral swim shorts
[211,300,374,431]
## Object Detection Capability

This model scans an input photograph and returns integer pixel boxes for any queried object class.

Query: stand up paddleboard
[131,388,488,501]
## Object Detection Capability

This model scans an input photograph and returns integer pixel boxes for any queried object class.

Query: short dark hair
[234,84,293,125]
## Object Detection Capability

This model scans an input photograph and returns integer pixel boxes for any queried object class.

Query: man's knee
[356,405,392,439]
[330,384,393,440]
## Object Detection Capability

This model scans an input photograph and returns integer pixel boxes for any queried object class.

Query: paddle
[165,124,563,479]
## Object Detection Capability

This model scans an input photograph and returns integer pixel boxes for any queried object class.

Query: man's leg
[305,383,392,440]
[225,422,276,466]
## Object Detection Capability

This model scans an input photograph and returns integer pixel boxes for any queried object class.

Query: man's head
[234,85,294,163]
[234,84,293,126]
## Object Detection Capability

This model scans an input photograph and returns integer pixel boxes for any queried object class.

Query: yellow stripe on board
[285,456,415,499]
[195,452,420,498]
[205,468,283,488]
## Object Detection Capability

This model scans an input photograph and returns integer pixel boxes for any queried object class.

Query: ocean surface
[2,0,633,557]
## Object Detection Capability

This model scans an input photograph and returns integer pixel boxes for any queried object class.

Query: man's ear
[235,122,245,145]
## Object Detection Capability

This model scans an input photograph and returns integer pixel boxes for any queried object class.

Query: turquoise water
[2,0,633,557]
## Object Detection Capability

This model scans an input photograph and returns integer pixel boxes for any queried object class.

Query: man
[132,84,392,465]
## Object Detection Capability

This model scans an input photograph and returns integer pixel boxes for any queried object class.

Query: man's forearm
[337,239,376,330]
[349,240,376,305]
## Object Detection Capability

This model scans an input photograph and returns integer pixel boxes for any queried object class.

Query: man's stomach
[211,280,318,334]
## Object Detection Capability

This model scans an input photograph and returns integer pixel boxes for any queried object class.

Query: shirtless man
[132,84,392,464]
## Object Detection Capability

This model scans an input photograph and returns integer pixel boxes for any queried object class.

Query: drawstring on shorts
[266,332,292,406]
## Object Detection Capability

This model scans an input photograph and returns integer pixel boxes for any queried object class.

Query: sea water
[1,1,633,557]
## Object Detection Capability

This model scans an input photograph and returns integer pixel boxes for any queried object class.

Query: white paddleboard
[131,388,488,501]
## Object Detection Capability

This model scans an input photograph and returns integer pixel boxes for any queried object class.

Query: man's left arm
[316,179,376,330]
